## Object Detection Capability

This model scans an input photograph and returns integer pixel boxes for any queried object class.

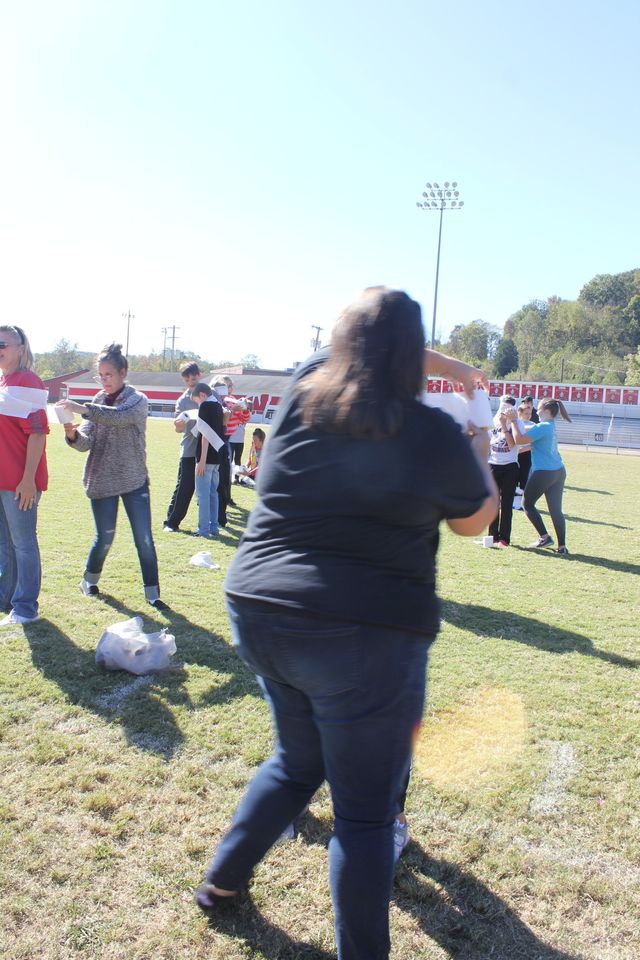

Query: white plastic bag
[189,551,221,570]
[96,616,177,675]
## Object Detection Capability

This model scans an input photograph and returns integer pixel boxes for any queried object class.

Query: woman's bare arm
[424,350,489,399]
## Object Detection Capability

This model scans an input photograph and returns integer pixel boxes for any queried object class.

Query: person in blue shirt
[507,397,572,554]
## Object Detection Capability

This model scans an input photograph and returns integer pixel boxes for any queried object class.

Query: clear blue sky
[2,0,638,367]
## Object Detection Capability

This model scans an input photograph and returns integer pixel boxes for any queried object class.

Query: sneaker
[393,818,409,863]
[80,579,100,597]
[163,525,178,533]
[496,540,509,548]
[276,803,311,843]
[528,534,554,549]
[1,611,40,626]
[277,822,296,843]
[556,546,570,556]
[148,598,171,611]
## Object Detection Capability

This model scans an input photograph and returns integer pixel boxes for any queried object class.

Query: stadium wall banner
[66,380,640,419]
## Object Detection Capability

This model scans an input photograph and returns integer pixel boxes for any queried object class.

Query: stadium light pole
[416,181,464,349]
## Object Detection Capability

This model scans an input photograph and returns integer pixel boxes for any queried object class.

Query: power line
[562,357,626,377]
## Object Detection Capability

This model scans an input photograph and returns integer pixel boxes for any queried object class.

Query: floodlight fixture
[415,179,465,348]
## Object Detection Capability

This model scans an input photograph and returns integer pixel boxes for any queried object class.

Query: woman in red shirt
[0,325,48,626]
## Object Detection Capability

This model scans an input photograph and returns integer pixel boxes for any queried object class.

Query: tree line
[32,268,640,386]
[441,268,640,385]
[34,341,261,380]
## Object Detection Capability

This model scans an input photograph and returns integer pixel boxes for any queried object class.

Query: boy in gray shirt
[164,361,201,532]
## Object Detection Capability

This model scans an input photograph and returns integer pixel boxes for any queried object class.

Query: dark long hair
[298,287,425,439]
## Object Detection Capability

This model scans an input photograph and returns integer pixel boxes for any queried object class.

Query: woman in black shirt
[197,288,498,960]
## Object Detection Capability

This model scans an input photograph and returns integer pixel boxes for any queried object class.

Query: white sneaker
[0,611,40,626]
[393,818,409,863]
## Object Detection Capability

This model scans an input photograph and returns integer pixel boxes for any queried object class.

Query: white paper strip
[193,416,225,452]
[0,386,49,419]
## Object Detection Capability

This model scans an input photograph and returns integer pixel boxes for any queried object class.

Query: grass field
[1,420,638,960]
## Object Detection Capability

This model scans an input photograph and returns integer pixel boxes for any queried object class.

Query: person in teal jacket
[507,397,572,554]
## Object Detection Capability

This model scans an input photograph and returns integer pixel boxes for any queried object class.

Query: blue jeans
[206,599,431,960]
[85,482,160,597]
[0,490,42,619]
[194,464,220,537]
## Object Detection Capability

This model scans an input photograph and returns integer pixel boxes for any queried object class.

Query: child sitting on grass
[235,428,265,487]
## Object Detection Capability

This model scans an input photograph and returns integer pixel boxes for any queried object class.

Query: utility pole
[416,181,464,349]
[167,325,180,371]
[161,327,168,370]
[122,309,134,356]
[311,325,323,351]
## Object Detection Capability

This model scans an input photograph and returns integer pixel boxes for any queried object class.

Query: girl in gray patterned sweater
[58,343,168,611]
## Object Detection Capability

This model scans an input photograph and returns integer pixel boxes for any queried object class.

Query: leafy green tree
[578,270,639,309]
[494,338,519,377]
[544,300,594,351]
[508,301,548,374]
[34,339,84,378]
[446,320,496,365]
[624,351,640,386]
[622,295,640,351]
[240,353,260,368]
[127,352,162,372]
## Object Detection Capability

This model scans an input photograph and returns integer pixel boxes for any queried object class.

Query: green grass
[0,421,638,959]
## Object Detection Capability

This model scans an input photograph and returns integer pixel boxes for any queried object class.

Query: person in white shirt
[513,400,534,510]
[487,396,519,547]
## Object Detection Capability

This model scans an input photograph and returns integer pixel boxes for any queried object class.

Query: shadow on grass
[396,844,580,960]
[509,544,640,577]
[564,552,640,576]
[22,597,259,759]
[563,513,632,530]
[442,600,638,670]
[200,842,578,960]
[203,894,336,959]
[564,485,612,496]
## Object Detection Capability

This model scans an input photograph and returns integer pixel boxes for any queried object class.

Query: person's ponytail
[539,397,571,422]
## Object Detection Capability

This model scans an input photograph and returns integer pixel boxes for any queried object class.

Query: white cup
[482,536,494,548]
[53,404,75,424]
